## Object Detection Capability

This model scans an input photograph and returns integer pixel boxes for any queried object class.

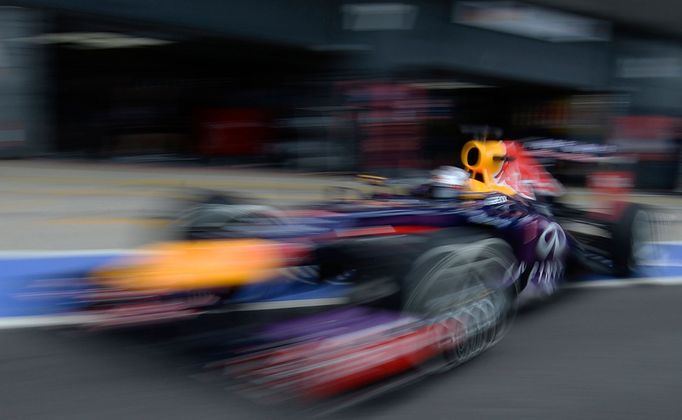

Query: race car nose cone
[93,239,284,291]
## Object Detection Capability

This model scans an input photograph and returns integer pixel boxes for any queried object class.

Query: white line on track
[228,297,348,311]
[0,314,104,330]
[566,276,682,289]
[0,299,350,330]
[641,262,682,267]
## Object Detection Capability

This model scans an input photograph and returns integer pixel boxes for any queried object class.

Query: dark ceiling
[531,0,682,38]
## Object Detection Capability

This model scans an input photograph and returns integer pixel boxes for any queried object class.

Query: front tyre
[402,237,518,370]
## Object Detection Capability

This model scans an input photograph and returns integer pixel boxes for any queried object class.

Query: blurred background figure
[0,0,679,190]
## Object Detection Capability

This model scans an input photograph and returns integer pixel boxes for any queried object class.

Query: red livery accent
[335,225,441,238]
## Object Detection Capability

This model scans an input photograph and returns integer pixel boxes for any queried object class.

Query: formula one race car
[81,139,654,399]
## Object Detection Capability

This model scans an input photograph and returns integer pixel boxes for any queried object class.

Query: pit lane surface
[1,161,682,419]
[1,285,681,419]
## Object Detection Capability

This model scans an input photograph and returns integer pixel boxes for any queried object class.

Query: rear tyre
[611,203,655,277]
[174,201,286,239]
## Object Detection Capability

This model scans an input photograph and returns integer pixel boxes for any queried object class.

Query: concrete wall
[18,0,332,46]
[329,0,611,89]
[13,1,682,115]
[612,35,682,115]
[17,0,612,89]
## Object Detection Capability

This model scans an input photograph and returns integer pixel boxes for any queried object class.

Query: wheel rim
[404,240,516,368]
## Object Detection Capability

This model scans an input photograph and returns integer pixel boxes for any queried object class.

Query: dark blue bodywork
[207,192,571,305]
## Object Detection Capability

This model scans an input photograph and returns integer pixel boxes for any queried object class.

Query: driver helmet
[429,166,470,198]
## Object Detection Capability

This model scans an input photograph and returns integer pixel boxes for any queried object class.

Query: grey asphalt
[1,286,681,419]
[1,160,682,419]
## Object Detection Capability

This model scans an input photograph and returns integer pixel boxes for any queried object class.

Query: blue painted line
[0,254,123,317]
[1,243,681,318]
[652,244,682,267]
[576,244,682,283]
[1,254,122,280]
[0,252,347,318]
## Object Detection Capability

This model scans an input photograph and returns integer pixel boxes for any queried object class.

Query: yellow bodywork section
[461,140,516,196]
[94,239,284,291]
